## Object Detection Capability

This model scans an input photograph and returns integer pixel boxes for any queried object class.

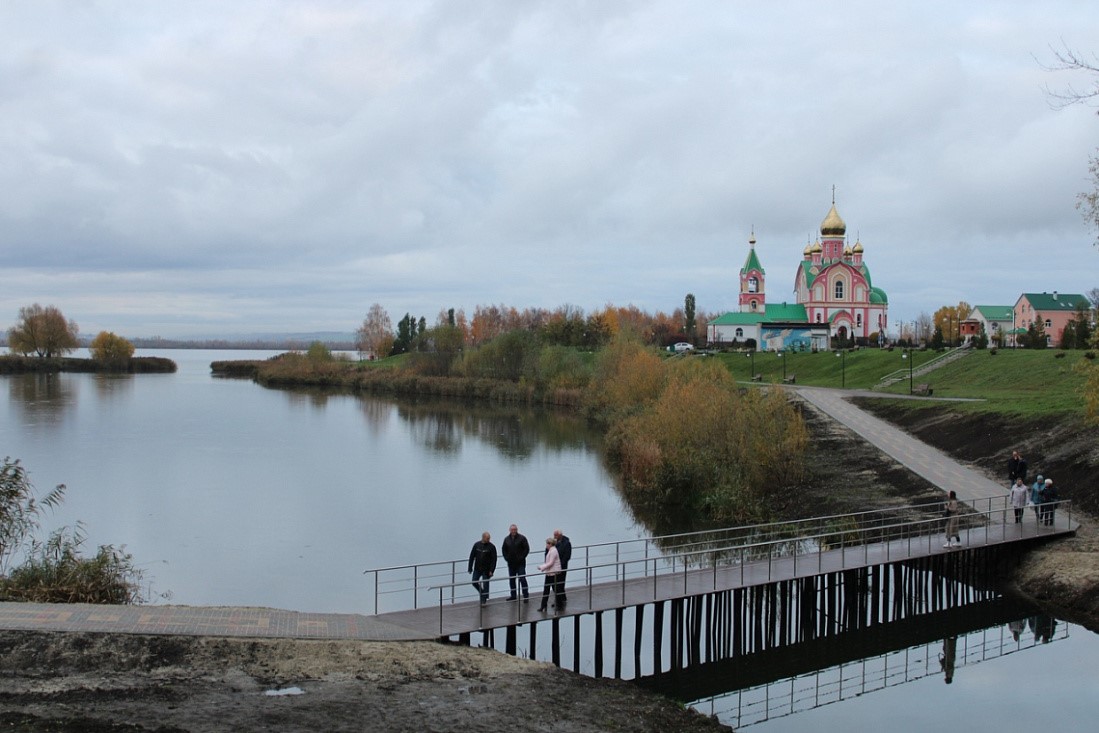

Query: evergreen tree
[684,293,696,342]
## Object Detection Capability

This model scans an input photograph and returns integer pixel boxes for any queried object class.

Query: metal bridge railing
[362,496,1073,621]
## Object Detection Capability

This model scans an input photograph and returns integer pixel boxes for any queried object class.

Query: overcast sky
[2,1,1097,339]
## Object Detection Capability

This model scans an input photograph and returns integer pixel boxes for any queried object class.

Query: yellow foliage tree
[89,331,134,367]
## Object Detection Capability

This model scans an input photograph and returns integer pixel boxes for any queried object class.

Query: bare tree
[355,303,393,360]
[916,312,934,345]
[1041,43,1099,248]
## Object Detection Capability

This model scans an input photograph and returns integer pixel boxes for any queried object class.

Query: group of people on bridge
[467,524,572,613]
[1007,450,1060,527]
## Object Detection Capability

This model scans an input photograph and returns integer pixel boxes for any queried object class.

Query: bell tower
[738,231,765,313]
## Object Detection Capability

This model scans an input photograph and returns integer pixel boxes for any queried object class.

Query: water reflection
[6,373,76,427]
[92,372,135,400]
[647,598,1069,729]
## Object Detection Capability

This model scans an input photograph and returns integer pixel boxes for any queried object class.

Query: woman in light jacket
[537,537,562,612]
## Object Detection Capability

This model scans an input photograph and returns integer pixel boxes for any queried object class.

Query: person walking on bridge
[1030,475,1045,521]
[502,524,530,601]
[553,529,572,605]
[1010,478,1029,524]
[943,490,961,548]
[467,532,497,606]
[1008,450,1028,487]
[1040,478,1059,527]
[537,537,562,613]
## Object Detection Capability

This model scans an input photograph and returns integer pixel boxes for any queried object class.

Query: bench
[751,373,763,382]
[913,383,933,396]
[782,374,796,384]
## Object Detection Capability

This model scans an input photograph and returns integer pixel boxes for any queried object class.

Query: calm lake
[3,349,1098,730]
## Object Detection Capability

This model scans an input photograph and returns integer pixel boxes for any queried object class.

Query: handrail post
[373,571,379,615]
[413,565,419,610]
[438,586,443,635]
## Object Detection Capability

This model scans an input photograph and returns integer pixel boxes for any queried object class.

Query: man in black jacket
[501,524,530,601]
[1008,450,1028,487]
[467,532,498,605]
[553,529,572,604]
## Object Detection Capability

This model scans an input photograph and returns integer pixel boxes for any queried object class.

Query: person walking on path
[467,532,498,605]
[1008,450,1028,487]
[1040,478,1059,527]
[553,529,572,604]
[537,537,562,612]
[1029,475,1045,521]
[943,490,961,548]
[501,524,530,601]
[1010,478,1029,524]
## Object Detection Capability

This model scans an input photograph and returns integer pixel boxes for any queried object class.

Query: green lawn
[709,347,1094,416]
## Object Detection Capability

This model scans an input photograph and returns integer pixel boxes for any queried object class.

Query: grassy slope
[710,347,1092,417]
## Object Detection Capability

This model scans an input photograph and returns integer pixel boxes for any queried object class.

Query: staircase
[876,344,972,389]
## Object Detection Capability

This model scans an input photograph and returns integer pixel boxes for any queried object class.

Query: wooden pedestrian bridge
[363,497,1075,675]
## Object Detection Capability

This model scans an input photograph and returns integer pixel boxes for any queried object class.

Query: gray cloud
[1,1,1097,338]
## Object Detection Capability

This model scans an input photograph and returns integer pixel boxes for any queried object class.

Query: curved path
[0,387,1066,639]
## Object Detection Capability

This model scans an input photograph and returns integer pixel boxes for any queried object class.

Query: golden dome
[803,243,812,256]
[843,245,853,256]
[820,204,846,236]
[853,240,864,253]
[811,241,823,253]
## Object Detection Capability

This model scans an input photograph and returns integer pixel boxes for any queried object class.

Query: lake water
[1,349,642,613]
[3,349,1098,730]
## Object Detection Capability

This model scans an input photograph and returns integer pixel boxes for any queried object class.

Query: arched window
[748,276,758,293]
[735,327,744,338]
[1044,319,1052,328]
[815,312,823,323]
[834,280,844,299]
[856,314,862,328]
[750,299,758,311]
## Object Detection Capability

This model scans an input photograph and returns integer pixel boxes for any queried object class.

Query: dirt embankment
[854,400,1099,630]
[0,632,730,733]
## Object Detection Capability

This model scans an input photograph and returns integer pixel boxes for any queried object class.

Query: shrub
[1055,351,1067,359]
[1086,352,1096,360]
[0,458,146,604]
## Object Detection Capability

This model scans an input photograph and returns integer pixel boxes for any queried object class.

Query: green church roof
[761,303,808,321]
[741,245,764,275]
[869,286,888,304]
[709,312,766,326]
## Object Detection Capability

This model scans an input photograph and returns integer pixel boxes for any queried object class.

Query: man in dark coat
[501,523,530,601]
[467,532,498,605]
[553,529,572,605]
[1039,478,1059,526]
[1008,450,1028,486]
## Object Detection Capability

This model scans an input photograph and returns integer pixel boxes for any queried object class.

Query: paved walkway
[794,387,1012,507]
[0,387,1072,640]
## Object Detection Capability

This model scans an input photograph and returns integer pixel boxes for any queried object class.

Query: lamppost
[902,349,914,394]
[777,350,787,381]
[745,349,755,378]
[835,349,846,389]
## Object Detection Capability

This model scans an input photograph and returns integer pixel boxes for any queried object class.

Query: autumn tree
[933,302,971,347]
[7,304,79,358]
[355,304,393,360]
[684,293,696,343]
[89,331,135,367]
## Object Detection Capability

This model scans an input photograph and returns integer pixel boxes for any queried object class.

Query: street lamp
[835,349,846,389]
[777,350,787,381]
[744,349,755,378]
[902,349,914,394]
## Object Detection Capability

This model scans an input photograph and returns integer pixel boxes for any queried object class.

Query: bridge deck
[373,514,1074,640]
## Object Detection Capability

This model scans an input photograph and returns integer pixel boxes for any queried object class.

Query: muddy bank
[0,632,729,733]
[854,399,1099,630]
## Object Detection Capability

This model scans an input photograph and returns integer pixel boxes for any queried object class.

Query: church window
[750,299,758,311]
[735,328,744,338]
[856,314,862,328]
[834,280,844,299]
[748,276,758,293]
[1044,319,1052,328]
[815,313,822,323]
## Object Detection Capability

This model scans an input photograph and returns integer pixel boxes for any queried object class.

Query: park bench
[751,373,763,382]
[913,383,933,396]
[782,374,796,384]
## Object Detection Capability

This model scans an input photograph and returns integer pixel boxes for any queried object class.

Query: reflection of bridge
[362,498,1075,675]
[665,597,1066,728]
